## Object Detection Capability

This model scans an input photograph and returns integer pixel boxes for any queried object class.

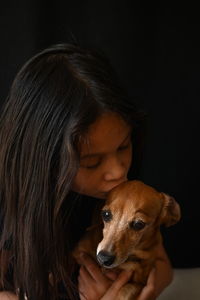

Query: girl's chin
[96,192,108,199]
[83,191,108,200]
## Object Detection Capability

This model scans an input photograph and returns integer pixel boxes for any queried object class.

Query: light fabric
[158,268,200,300]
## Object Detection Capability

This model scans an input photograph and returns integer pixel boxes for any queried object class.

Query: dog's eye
[101,210,112,222]
[130,220,146,231]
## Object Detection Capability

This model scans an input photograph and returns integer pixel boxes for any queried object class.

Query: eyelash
[84,142,131,169]
[118,143,130,151]
[85,162,101,169]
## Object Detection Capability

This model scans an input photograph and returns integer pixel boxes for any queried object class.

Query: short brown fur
[73,180,181,299]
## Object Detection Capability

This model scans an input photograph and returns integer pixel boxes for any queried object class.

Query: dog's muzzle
[97,250,116,267]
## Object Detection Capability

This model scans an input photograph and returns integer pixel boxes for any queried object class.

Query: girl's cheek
[128,146,133,166]
[121,145,133,168]
[72,168,99,190]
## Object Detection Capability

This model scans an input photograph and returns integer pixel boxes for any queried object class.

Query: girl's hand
[78,253,132,300]
[137,268,157,300]
[137,243,173,300]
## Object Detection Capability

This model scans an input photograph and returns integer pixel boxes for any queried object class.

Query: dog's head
[96,180,181,268]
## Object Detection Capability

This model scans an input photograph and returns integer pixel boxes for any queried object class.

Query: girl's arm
[137,243,173,300]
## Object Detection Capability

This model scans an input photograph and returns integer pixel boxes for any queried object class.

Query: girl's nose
[103,155,126,181]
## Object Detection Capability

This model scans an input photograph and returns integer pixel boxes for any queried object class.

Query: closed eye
[118,136,131,151]
[84,161,101,169]
[80,156,102,169]
[80,132,132,169]
[118,142,130,151]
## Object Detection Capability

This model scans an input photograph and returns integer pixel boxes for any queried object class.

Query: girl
[0,44,172,299]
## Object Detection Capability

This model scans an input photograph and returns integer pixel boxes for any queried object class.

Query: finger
[102,267,120,281]
[112,270,133,290]
[78,266,106,300]
[104,270,118,281]
[78,274,87,299]
[79,262,113,298]
[79,295,87,300]
[137,268,156,300]
[137,288,156,300]
[79,253,107,282]
[79,265,95,284]
[146,267,156,287]
[101,270,132,299]
[78,268,93,300]
[79,288,87,300]
[78,274,84,293]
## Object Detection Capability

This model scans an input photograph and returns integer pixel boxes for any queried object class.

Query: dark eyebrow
[80,132,131,160]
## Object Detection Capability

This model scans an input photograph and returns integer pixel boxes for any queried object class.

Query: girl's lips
[94,179,128,199]
[101,178,128,195]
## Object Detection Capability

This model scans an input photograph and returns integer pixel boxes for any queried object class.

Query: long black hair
[0,43,145,299]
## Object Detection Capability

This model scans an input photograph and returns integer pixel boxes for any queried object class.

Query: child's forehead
[79,112,131,155]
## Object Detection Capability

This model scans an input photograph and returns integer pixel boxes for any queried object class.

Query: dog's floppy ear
[160,193,181,227]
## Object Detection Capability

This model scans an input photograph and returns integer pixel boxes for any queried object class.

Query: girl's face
[72,112,132,199]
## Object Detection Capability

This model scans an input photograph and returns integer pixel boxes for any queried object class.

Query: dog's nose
[97,250,115,267]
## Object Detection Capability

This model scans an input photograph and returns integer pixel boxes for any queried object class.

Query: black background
[1,1,200,268]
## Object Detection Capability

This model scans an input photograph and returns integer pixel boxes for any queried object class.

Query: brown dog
[73,180,181,299]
